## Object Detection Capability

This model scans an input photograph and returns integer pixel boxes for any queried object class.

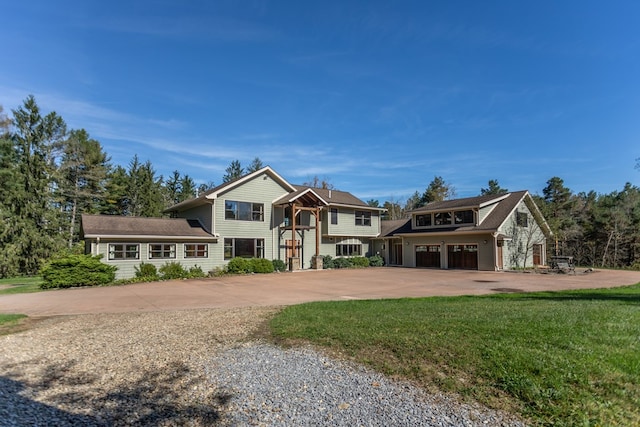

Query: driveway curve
[2,267,640,316]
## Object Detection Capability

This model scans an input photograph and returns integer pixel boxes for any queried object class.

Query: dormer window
[416,214,431,227]
[454,210,474,224]
[434,212,452,225]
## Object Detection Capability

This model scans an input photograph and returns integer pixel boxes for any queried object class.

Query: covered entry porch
[274,188,328,270]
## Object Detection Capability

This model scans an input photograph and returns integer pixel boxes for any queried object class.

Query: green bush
[252,258,275,273]
[322,255,335,269]
[135,262,159,279]
[332,257,352,269]
[226,257,253,274]
[350,257,370,268]
[40,255,117,289]
[159,262,188,280]
[368,255,384,267]
[187,265,206,278]
[272,259,287,272]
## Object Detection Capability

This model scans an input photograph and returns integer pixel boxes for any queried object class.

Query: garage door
[447,244,478,270]
[416,245,441,268]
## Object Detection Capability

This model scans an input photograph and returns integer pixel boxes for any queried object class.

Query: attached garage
[416,245,441,268]
[447,244,478,270]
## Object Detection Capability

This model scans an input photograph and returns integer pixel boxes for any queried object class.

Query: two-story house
[372,191,552,270]
[81,166,384,279]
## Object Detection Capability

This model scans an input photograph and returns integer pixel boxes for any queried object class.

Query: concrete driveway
[2,267,640,316]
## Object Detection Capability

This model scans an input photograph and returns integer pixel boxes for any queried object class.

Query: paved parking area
[2,267,640,316]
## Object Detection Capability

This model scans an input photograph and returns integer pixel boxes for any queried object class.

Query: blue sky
[2,1,639,202]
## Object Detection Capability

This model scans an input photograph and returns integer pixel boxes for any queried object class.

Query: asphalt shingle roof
[81,215,215,238]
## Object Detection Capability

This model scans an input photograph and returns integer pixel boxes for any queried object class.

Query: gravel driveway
[0,307,526,426]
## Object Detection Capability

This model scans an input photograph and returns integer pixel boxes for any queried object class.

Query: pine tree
[223,160,244,182]
[57,129,110,247]
[0,96,67,276]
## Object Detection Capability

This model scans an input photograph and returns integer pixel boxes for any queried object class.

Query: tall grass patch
[270,284,640,426]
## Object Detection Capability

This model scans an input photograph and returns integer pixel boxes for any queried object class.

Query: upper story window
[225,200,264,221]
[434,211,452,225]
[415,209,475,228]
[454,210,474,224]
[416,214,431,227]
[355,210,371,226]
[517,211,528,227]
[330,208,338,225]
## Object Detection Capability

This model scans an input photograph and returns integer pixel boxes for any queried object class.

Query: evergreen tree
[102,165,128,215]
[57,129,110,247]
[246,157,264,173]
[419,176,456,206]
[0,96,67,276]
[480,179,508,195]
[223,160,244,182]
[178,174,196,202]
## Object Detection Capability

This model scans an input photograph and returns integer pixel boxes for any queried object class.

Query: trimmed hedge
[272,259,287,272]
[252,258,274,273]
[350,257,370,268]
[40,255,117,289]
[368,255,384,266]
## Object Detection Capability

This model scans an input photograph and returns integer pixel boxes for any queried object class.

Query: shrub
[332,257,352,269]
[187,265,206,278]
[350,257,370,268]
[226,257,253,274]
[159,262,188,280]
[251,258,274,273]
[322,255,335,269]
[135,262,158,279]
[368,255,384,267]
[40,255,117,289]
[272,259,287,272]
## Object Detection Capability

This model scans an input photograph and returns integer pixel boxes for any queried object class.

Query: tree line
[1,96,638,277]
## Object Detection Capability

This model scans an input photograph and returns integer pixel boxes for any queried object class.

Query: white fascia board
[394,230,495,238]
[84,234,219,240]
[328,203,386,211]
[478,193,511,208]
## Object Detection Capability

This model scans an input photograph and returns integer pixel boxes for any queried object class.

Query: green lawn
[270,284,640,426]
[0,276,44,295]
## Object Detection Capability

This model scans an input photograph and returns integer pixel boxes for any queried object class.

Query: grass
[0,313,28,335]
[270,284,640,426]
[0,276,44,295]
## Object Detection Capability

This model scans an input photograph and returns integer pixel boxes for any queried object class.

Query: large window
[336,244,362,256]
[517,212,528,227]
[415,214,431,227]
[224,238,265,259]
[225,200,264,221]
[185,244,208,258]
[434,211,452,225]
[149,244,176,259]
[108,244,139,260]
[355,211,371,226]
[454,210,474,224]
[330,208,338,225]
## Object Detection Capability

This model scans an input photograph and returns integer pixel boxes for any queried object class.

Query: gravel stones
[0,308,526,426]
[209,343,526,426]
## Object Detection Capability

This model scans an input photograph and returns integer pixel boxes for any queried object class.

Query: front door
[416,245,441,268]
[447,244,478,270]
[533,244,542,266]
[392,241,403,265]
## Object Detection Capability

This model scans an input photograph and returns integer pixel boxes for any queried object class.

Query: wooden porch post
[291,203,297,258]
[315,206,320,257]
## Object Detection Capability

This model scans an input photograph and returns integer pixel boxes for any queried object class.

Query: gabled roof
[165,166,296,213]
[409,192,510,213]
[81,214,217,239]
[274,187,329,206]
[292,186,384,210]
[384,191,552,238]
[379,218,411,237]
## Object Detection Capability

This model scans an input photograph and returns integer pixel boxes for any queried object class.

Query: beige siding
[91,239,217,279]
[177,204,213,232]
[400,234,495,270]
[213,172,291,265]
[498,200,547,269]
[325,208,380,237]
